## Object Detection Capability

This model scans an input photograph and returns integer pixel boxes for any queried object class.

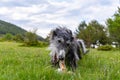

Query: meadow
[0,42,120,80]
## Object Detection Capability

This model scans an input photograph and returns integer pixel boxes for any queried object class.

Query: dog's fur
[49,27,84,71]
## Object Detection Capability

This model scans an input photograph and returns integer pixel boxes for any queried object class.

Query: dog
[49,27,88,71]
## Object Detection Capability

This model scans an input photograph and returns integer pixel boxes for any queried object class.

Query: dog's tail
[77,39,89,55]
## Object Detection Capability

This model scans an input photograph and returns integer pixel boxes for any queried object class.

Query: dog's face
[50,27,73,60]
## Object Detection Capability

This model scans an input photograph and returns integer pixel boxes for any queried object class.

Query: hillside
[0,20,26,35]
[0,20,44,41]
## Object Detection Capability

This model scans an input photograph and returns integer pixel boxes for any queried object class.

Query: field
[0,42,120,80]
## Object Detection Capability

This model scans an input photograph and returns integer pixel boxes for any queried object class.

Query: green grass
[0,42,120,80]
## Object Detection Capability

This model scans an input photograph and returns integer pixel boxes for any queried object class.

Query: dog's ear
[71,36,74,42]
[69,30,72,35]
[53,30,57,36]
[67,29,72,35]
[50,30,57,40]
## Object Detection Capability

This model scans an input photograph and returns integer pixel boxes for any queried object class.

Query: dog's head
[50,27,74,60]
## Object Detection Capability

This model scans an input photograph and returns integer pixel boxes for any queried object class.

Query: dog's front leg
[50,50,58,66]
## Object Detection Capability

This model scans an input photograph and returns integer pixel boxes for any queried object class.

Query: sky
[0,0,119,38]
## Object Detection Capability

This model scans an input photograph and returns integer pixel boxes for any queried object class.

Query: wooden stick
[59,60,66,71]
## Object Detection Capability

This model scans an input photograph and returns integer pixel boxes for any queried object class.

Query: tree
[89,20,110,45]
[24,30,39,46]
[106,7,120,47]
[3,33,13,41]
[76,20,109,47]
[45,34,50,42]
[76,21,87,37]
[75,21,87,38]
[13,34,24,42]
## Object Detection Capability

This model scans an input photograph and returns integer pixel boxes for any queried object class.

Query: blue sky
[0,0,119,38]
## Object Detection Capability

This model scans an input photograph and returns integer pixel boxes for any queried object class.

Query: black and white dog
[49,27,88,71]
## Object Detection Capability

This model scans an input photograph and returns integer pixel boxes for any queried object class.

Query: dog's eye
[66,43,70,46]
[58,40,62,43]
[66,41,71,46]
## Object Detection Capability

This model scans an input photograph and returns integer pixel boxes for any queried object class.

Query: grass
[0,42,120,80]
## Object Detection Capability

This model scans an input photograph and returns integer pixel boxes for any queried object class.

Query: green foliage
[0,42,120,80]
[45,34,50,42]
[107,7,120,47]
[24,31,39,46]
[76,21,87,34]
[76,20,109,47]
[0,37,4,42]
[0,20,26,35]
[39,41,49,47]
[13,34,24,42]
[97,45,113,51]
[3,33,13,41]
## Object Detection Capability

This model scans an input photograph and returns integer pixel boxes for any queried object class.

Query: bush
[3,33,13,41]
[97,45,113,51]
[24,31,39,46]
[13,34,24,42]
[22,41,48,47]
[0,37,4,42]
[38,41,49,47]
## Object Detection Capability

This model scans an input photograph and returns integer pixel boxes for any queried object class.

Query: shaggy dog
[49,27,88,71]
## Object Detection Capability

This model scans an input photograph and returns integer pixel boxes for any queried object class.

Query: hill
[0,20,44,41]
[0,20,26,35]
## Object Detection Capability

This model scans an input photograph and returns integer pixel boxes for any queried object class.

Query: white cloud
[80,1,119,24]
[0,0,14,2]
[0,7,12,15]
[0,0,119,38]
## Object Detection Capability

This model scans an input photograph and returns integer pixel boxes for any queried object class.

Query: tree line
[75,7,120,48]
[0,31,48,47]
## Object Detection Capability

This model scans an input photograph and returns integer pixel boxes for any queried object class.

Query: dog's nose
[59,55,64,60]
[58,50,65,60]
